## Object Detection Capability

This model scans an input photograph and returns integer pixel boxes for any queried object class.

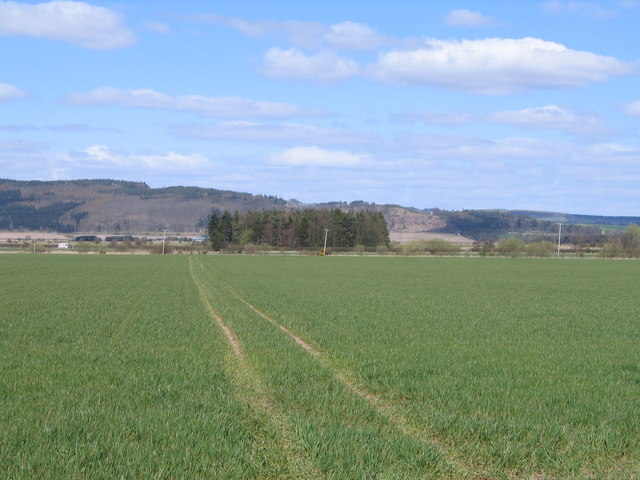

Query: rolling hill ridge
[1,179,638,240]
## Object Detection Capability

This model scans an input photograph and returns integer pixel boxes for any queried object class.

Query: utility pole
[557,223,562,257]
[162,229,166,255]
[323,228,330,256]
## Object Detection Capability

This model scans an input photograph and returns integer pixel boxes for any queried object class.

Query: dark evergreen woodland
[208,209,389,251]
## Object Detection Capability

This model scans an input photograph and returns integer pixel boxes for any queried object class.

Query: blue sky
[1,0,639,215]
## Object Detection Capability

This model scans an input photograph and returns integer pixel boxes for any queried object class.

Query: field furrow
[188,257,324,479]
[196,258,472,478]
[192,256,457,479]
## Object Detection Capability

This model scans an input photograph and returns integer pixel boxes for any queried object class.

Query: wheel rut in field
[230,288,320,357]
[190,261,243,357]
[195,259,474,478]
[188,258,323,480]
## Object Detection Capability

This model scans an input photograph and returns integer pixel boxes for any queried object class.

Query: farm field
[1,255,639,479]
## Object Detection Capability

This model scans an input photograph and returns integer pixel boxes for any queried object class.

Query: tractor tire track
[188,257,323,480]
[194,257,478,479]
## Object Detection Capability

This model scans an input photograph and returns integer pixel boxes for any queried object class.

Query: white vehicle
[57,243,69,249]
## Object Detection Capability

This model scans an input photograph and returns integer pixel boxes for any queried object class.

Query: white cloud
[487,105,607,135]
[174,121,376,146]
[224,17,292,37]
[583,142,640,158]
[261,48,359,83]
[398,132,489,152]
[186,14,389,50]
[189,15,326,47]
[0,83,27,102]
[623,101,640,117]
[397,105,607,135]
[0,142,213,185]
[134,151,207,169]
[391,111,475,125]
[63,86,318,118]
[269,146,371,167]
[617,0,639,8]
[0,138,49,152]
[542,1,584,14]
[143,21,172,35]
[0,0,135,49]
[324,21,390,50]
[46,124,120,133]
[400,133,555,162]
[445,9,499,27]
[541,1,618,18]
[0,123,37,131]
[370,37,636,94]
[83,144,119,163]
[83,145,207,169]
[0,122,118,132]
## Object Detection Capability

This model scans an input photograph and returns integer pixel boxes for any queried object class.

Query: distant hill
[0,179,637,240]
[432,209,637,242]
[508,210,640,227]
[0,179,447,235]
[0,179,288,233]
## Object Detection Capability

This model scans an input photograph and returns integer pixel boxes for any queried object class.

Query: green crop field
[1,255,639,479]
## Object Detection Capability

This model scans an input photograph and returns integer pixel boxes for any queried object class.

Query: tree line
[470,224,640,258]
[436,209,604,242]
[208,208,389,251]
[600,224,640,258]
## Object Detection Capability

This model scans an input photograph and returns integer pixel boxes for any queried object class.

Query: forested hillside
[434,209,607,242]
[509,210,640,227]
[0,179,442,235]
[1,179,638,240]
[0,179,288,232]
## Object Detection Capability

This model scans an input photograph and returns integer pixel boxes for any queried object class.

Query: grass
[191,256,640,479]
[0,256,288,478]
[1,254,639,479]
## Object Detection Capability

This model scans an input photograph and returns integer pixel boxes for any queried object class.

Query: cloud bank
[269,146,371,167]
[0,83,27,102]
[445,9,499,27]
[0,0,135,49]
[191,13,636,94]
[83,145,206,169]
[624,100,640,117]
[487,105,607,135]
[64,86,318,118]
[258,36,635,93]
[395,104,607,136]
[186,14,390,51]
[174,121,376,146]
[370,37,635,94]
[261,48,359,83]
